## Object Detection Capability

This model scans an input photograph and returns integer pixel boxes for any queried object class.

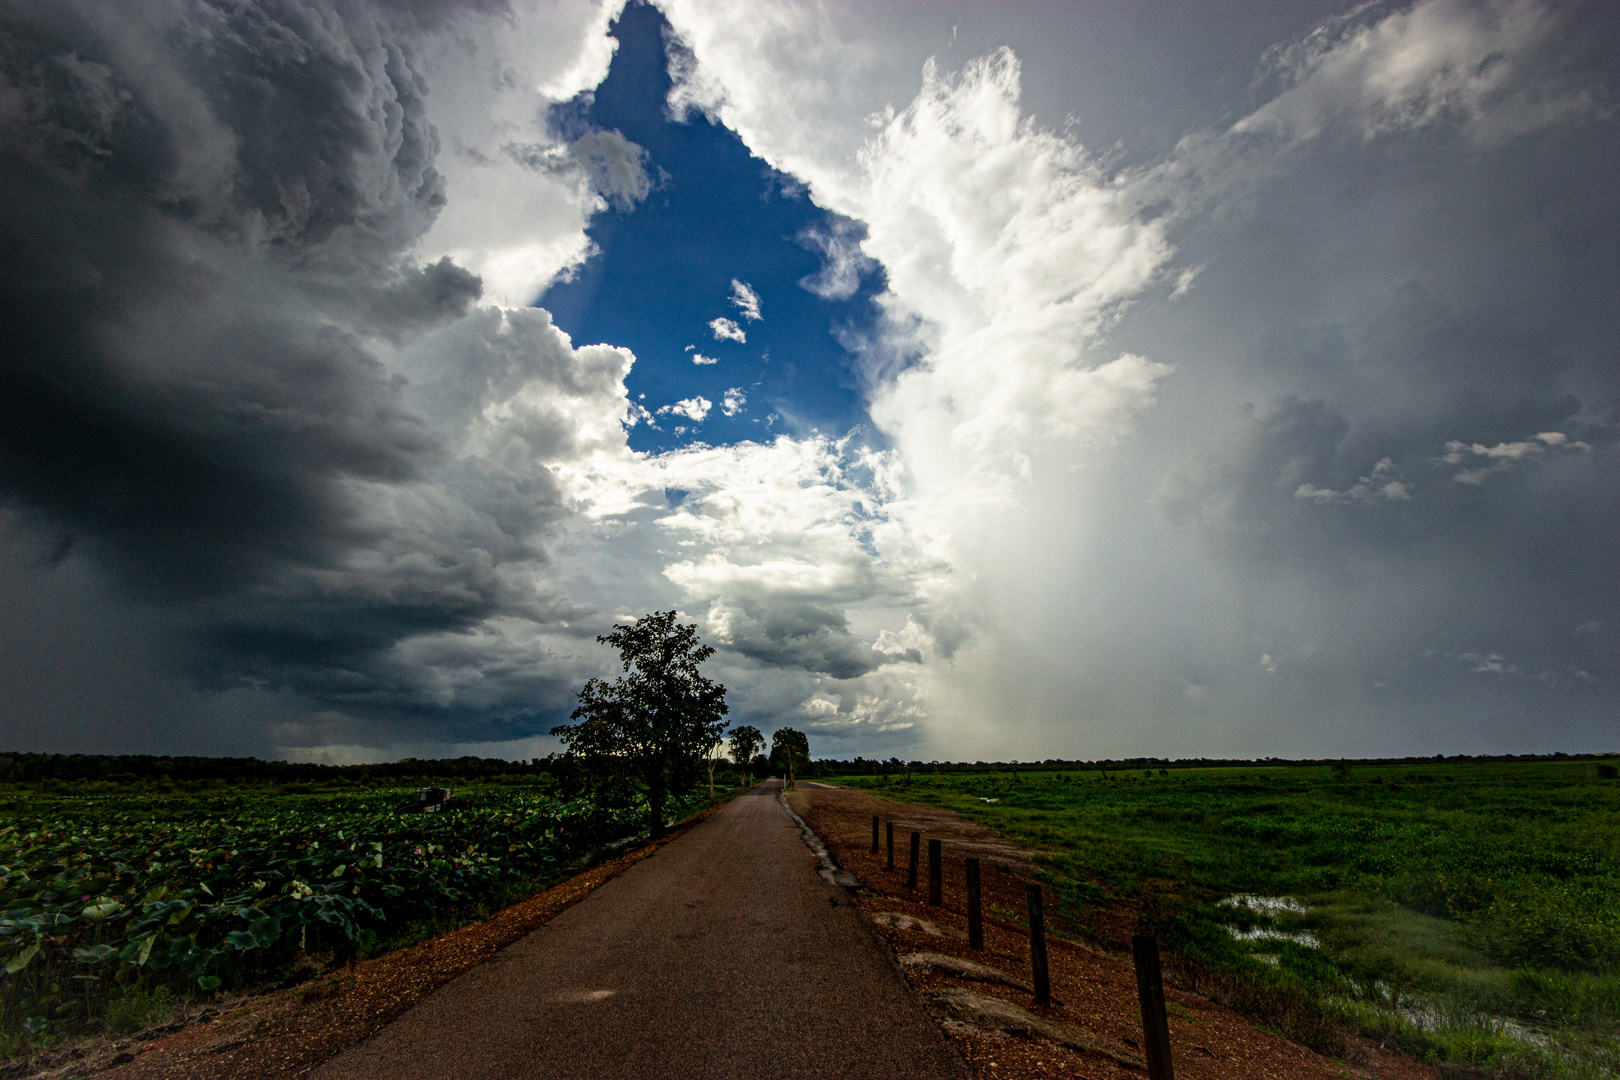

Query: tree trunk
[648,782,666,839]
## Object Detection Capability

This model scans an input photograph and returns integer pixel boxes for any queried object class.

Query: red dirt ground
[789,782,1438,1080]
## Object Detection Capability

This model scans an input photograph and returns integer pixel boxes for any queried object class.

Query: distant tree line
[0,752,555,786]
[1,748,1608,788]
[750,750,1617,779]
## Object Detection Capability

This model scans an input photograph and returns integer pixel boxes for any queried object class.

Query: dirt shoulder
[789,782,1436,1080]
[24,805,726,1080]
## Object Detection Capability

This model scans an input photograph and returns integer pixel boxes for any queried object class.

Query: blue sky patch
[538,3,886,454]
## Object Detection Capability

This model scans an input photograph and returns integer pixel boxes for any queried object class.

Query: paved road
[312,782,969,1080]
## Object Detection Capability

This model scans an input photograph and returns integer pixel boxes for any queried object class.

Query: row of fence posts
[872,814,1175,1079]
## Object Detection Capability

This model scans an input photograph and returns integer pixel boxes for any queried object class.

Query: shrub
[106,986,175,1035]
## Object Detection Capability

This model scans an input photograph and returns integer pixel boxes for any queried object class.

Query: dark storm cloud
[1139,169,1618,747]
[0,0,451,590]
[0,0,582,750]
[715,598,881,681]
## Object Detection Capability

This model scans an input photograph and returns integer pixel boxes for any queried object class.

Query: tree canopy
[771,727,810,787]
[728,725,764,785]
[551,611,728,836]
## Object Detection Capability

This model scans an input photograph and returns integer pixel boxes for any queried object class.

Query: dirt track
[309,780,968,1080]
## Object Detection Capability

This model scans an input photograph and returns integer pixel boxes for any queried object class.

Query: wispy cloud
[709,316,746,343]
[729,279,762,321]
[796,217,875,300]
[1295,457,1412,504]
[1439,431,1590,485]
[1440,649,1597,688]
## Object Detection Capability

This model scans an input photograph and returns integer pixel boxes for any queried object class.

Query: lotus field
[0,783,659,1042]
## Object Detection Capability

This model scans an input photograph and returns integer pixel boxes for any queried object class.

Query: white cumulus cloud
[415,0,627,307]
[658,396,713,423]
[709,317,746,343]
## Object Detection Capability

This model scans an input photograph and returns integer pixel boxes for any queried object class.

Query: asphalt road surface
[312,781,970,1080]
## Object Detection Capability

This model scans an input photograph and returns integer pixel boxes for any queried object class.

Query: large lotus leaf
[72,943,119,963]
[4,939,40,974]
[81,899,125,921]
[118,931,160,967]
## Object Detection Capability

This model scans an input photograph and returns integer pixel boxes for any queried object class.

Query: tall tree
[770,727,810,788]
[728,725,764,787]
[552,611,728,837]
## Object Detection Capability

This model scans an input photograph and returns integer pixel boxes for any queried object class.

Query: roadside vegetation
[843,758,1620,1079]
[0,773,727,1057]
[0,609,743,1061]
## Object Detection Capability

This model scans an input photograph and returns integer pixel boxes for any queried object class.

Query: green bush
[106,986,174,1035]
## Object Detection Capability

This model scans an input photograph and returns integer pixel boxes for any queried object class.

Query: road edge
[82,796,738,1080]
[778,787,861,890]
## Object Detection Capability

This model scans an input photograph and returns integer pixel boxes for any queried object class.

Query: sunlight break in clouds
[1235,0,1599,147]
[652,0,1611,758]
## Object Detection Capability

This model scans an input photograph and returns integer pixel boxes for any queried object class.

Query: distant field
[0,778,702,1057]
[841,759,1620,1079]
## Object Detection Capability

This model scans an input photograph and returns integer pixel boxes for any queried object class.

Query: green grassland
[0,773,722,1057]
[843,759,1620,1078]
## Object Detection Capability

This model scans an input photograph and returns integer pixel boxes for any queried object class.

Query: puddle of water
[1341,997,1552,1050]
[1228,926,1321,947]
[1219,895,1553,1054]
[1219,894,1319,948]
[1220,893,1308,917]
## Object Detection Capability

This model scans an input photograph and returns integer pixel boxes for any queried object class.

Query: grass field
[0,775,712,1056]
[841,759,1620,1079]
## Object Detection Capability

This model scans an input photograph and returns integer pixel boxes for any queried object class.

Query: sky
[0,0,1614,765]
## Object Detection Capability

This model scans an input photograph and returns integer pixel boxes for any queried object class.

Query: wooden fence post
[907,830,920,889]
[872,814,879,853]
[965,858,983,950]
[886,821,895,869]
[928,839,942,906]
[1027,884,1050,1007]
[1132,934,1175,1080]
